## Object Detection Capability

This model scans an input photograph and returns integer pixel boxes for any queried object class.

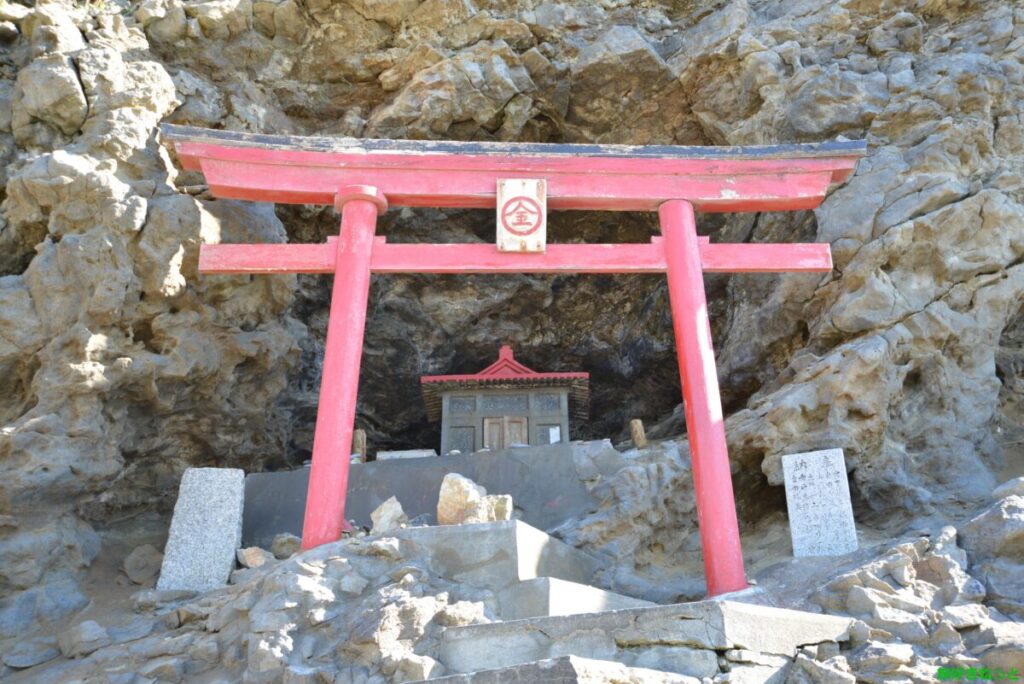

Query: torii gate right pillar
[660,199,747,596]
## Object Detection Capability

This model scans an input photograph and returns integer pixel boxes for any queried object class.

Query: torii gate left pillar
[164,125,864,596]
[302,186,387,545]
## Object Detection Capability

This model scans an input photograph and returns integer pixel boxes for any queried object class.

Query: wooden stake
[629,419,648,449]
[352,428,367,457]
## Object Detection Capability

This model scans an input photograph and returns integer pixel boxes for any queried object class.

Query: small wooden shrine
[420,346,589,455]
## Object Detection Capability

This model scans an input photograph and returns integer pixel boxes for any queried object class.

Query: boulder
[437,474,514,525]
[237,546,275,569]
[961,496,1024,561]
[993,477,1024,501]
[2,636,59,669]
[124,544,164,584]
[370,496,408,535]
[271,533,302,559]
[11,54,88,143]
[58,620,112,658]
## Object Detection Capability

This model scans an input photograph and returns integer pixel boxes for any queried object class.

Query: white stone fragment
[436,473,515,525]
[237,546,275,569]
[370,496,408,534]
[376,449,437,460]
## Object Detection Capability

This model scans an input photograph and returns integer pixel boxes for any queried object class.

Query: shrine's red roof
[420,346,589,422]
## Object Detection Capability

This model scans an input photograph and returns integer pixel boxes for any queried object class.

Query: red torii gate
[163,125,864,596]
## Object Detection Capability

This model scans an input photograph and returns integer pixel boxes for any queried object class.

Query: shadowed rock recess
[0,0,1022,680]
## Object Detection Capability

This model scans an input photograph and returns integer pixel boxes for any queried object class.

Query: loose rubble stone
[11,53,88,144]
[370,496,408,535]
[272,533,302,559]
[58,620,112,658]
[993,477,1024,500]
[237,546,275,569]
[437,473,514,525]
[2,636,59,668]
[848,641,914,672]
[124,544,164,584]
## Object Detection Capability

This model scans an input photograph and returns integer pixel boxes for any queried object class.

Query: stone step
[438,600,853,679]
[415,655,699,683]
[496,577,654,621]
[389,520,602,594]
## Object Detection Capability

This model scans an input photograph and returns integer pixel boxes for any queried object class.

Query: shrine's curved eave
[419,345,591,422]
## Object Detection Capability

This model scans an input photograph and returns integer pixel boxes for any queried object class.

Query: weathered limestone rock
[58,620,112,658]
[124,544,164,584]
[366,40,535,138]
[11,54,88,144]
[271,533,302,559]
[2,635,59,669]
[186,0,253,39]
[237,546,275,569]
[961,495,1024,618]
[972,620,1024,672]
[157,468,245,592]
[993,477,1024,500]
[370,495,408,534]
[437,473,513,525]
[961,496,1024,561]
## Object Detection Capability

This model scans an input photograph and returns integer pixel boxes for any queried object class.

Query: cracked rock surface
[0,0,1022,678]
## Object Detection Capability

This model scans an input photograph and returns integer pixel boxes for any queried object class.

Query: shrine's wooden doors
[483,416,528,450]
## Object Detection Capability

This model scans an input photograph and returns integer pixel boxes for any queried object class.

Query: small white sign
[782,449,858,557]
[548,426,561,444]
[376,449,437,461]
[497,178,546,253]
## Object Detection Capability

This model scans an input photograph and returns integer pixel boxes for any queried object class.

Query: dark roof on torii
[420,346,590,423]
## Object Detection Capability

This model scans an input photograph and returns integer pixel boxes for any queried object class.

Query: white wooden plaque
[496,178,546,253]
[782,449,858,557]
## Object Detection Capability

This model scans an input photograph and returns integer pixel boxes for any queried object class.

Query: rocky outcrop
[0,2,299,638]
[0,0,1021,657]
[961,492,1024,620]
[7,517,1022,683]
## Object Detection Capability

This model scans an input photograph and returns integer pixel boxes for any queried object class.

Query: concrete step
[438,600,854,680]
[496,577,654,621]
[416,655,699,683]
[389,520,602,594]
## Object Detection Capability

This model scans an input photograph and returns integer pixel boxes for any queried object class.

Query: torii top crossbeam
[162,124,865,597]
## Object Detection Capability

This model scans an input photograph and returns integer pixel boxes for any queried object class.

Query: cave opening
[269,203,816,465]
[275,204,692,462]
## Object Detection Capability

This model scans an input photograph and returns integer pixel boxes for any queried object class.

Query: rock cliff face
[0,0,1021,644]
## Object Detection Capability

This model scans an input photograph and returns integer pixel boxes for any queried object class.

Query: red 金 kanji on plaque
[497,179,546,252]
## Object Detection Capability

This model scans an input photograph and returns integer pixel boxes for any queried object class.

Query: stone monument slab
[157,467,245,591]
[782,449,857,557]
